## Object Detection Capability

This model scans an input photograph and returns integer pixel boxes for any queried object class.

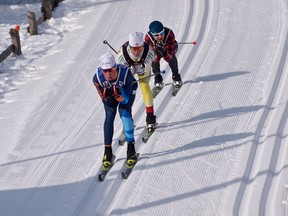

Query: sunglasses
[102,68,114,73]
[130,46,144,52]
[151,29,165,37]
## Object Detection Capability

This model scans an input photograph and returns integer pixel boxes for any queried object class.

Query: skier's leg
[138,69,156,125]
[103,102,117,162]
[168,55,181,82]
[119,94,137,159]
[118,94,136,143]
[152,60,163,85]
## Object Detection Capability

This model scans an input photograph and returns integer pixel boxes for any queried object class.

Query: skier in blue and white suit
[93,53,138,165]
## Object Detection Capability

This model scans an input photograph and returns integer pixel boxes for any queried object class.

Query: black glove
[113,85,123,102]
[102,87,113,100]
[154,43,167,57]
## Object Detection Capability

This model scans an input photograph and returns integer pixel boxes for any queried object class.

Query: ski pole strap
[103,40,118,54]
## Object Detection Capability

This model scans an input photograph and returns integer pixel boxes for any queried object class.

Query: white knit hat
[99,53,116,70]
[128,32,144,47]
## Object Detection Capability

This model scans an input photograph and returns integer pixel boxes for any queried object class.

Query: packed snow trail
[0,0,288,216]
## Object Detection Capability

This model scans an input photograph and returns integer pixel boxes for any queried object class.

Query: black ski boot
[172,74,182,87]
[126,141,138,167]
[102,147,114,170]
[172,74,182,96]
[154,73,164,89]
[146,113,157,133]
[146,113,156,125]
[122,141,139,179]
[98,147,116,181]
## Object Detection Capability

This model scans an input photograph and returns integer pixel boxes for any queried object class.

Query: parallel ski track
[259,7,288,215]
[233,1,288,215]
[102,0,210,215]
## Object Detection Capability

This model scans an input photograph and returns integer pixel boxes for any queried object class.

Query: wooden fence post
[41,0,53,20]
[51,0,58,10]
[9,29,22,56]
[41,0,62,20]
[27,11,38,35]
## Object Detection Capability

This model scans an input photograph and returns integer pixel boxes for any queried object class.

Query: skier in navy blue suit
[93,53,138,167]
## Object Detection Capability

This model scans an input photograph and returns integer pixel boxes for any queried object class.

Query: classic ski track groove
[259,9,288,216]
[232,1,288,215]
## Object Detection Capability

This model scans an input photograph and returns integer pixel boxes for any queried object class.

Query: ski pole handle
[133,70,165,84]
[103,40,118,54]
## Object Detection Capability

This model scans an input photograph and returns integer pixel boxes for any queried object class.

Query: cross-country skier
[117,32,157,128]
[93,53,138,168]
[145,20,182,89]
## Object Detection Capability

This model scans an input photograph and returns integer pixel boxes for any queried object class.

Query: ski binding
[98,155,116,181]
[122,153,140,179]
[172,81,182,96]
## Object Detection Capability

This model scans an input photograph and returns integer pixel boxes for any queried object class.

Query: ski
[98,155,116,181]
[118,131,126,145]
[141,123,157,143]
[122,153,140,179]
[172,81,183,96]
[152,83,164,98]
[151,70,166,98]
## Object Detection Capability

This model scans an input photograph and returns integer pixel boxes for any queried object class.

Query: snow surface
[1,0,288,215]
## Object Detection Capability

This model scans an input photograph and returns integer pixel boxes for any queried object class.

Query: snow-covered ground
[1,0,288,215]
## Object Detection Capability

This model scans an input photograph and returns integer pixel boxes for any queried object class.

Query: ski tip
[98,174,104,182]
[118,140,125,145]
[111,155,116,163]
[122,172,128,179]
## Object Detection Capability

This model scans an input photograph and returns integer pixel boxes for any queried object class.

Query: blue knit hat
[149,20,164,33]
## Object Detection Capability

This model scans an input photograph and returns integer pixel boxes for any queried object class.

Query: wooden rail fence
[0,0,64,64]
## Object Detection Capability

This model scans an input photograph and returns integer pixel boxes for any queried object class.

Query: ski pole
[103,40,118,54]
[177,41,197,45]
[133,70,166,84]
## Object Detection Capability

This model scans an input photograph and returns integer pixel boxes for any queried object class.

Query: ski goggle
[102,68,114,73]
[151,29,165,37]
[130,46,144,52]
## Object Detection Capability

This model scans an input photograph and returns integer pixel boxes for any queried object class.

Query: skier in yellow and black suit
[118,32,157,128]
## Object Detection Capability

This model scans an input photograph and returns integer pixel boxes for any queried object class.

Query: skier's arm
[117,48,128,66]
[93,74,114,102]
[117,71,134,104]
[93,74,105,100]
[163,30,176,61]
